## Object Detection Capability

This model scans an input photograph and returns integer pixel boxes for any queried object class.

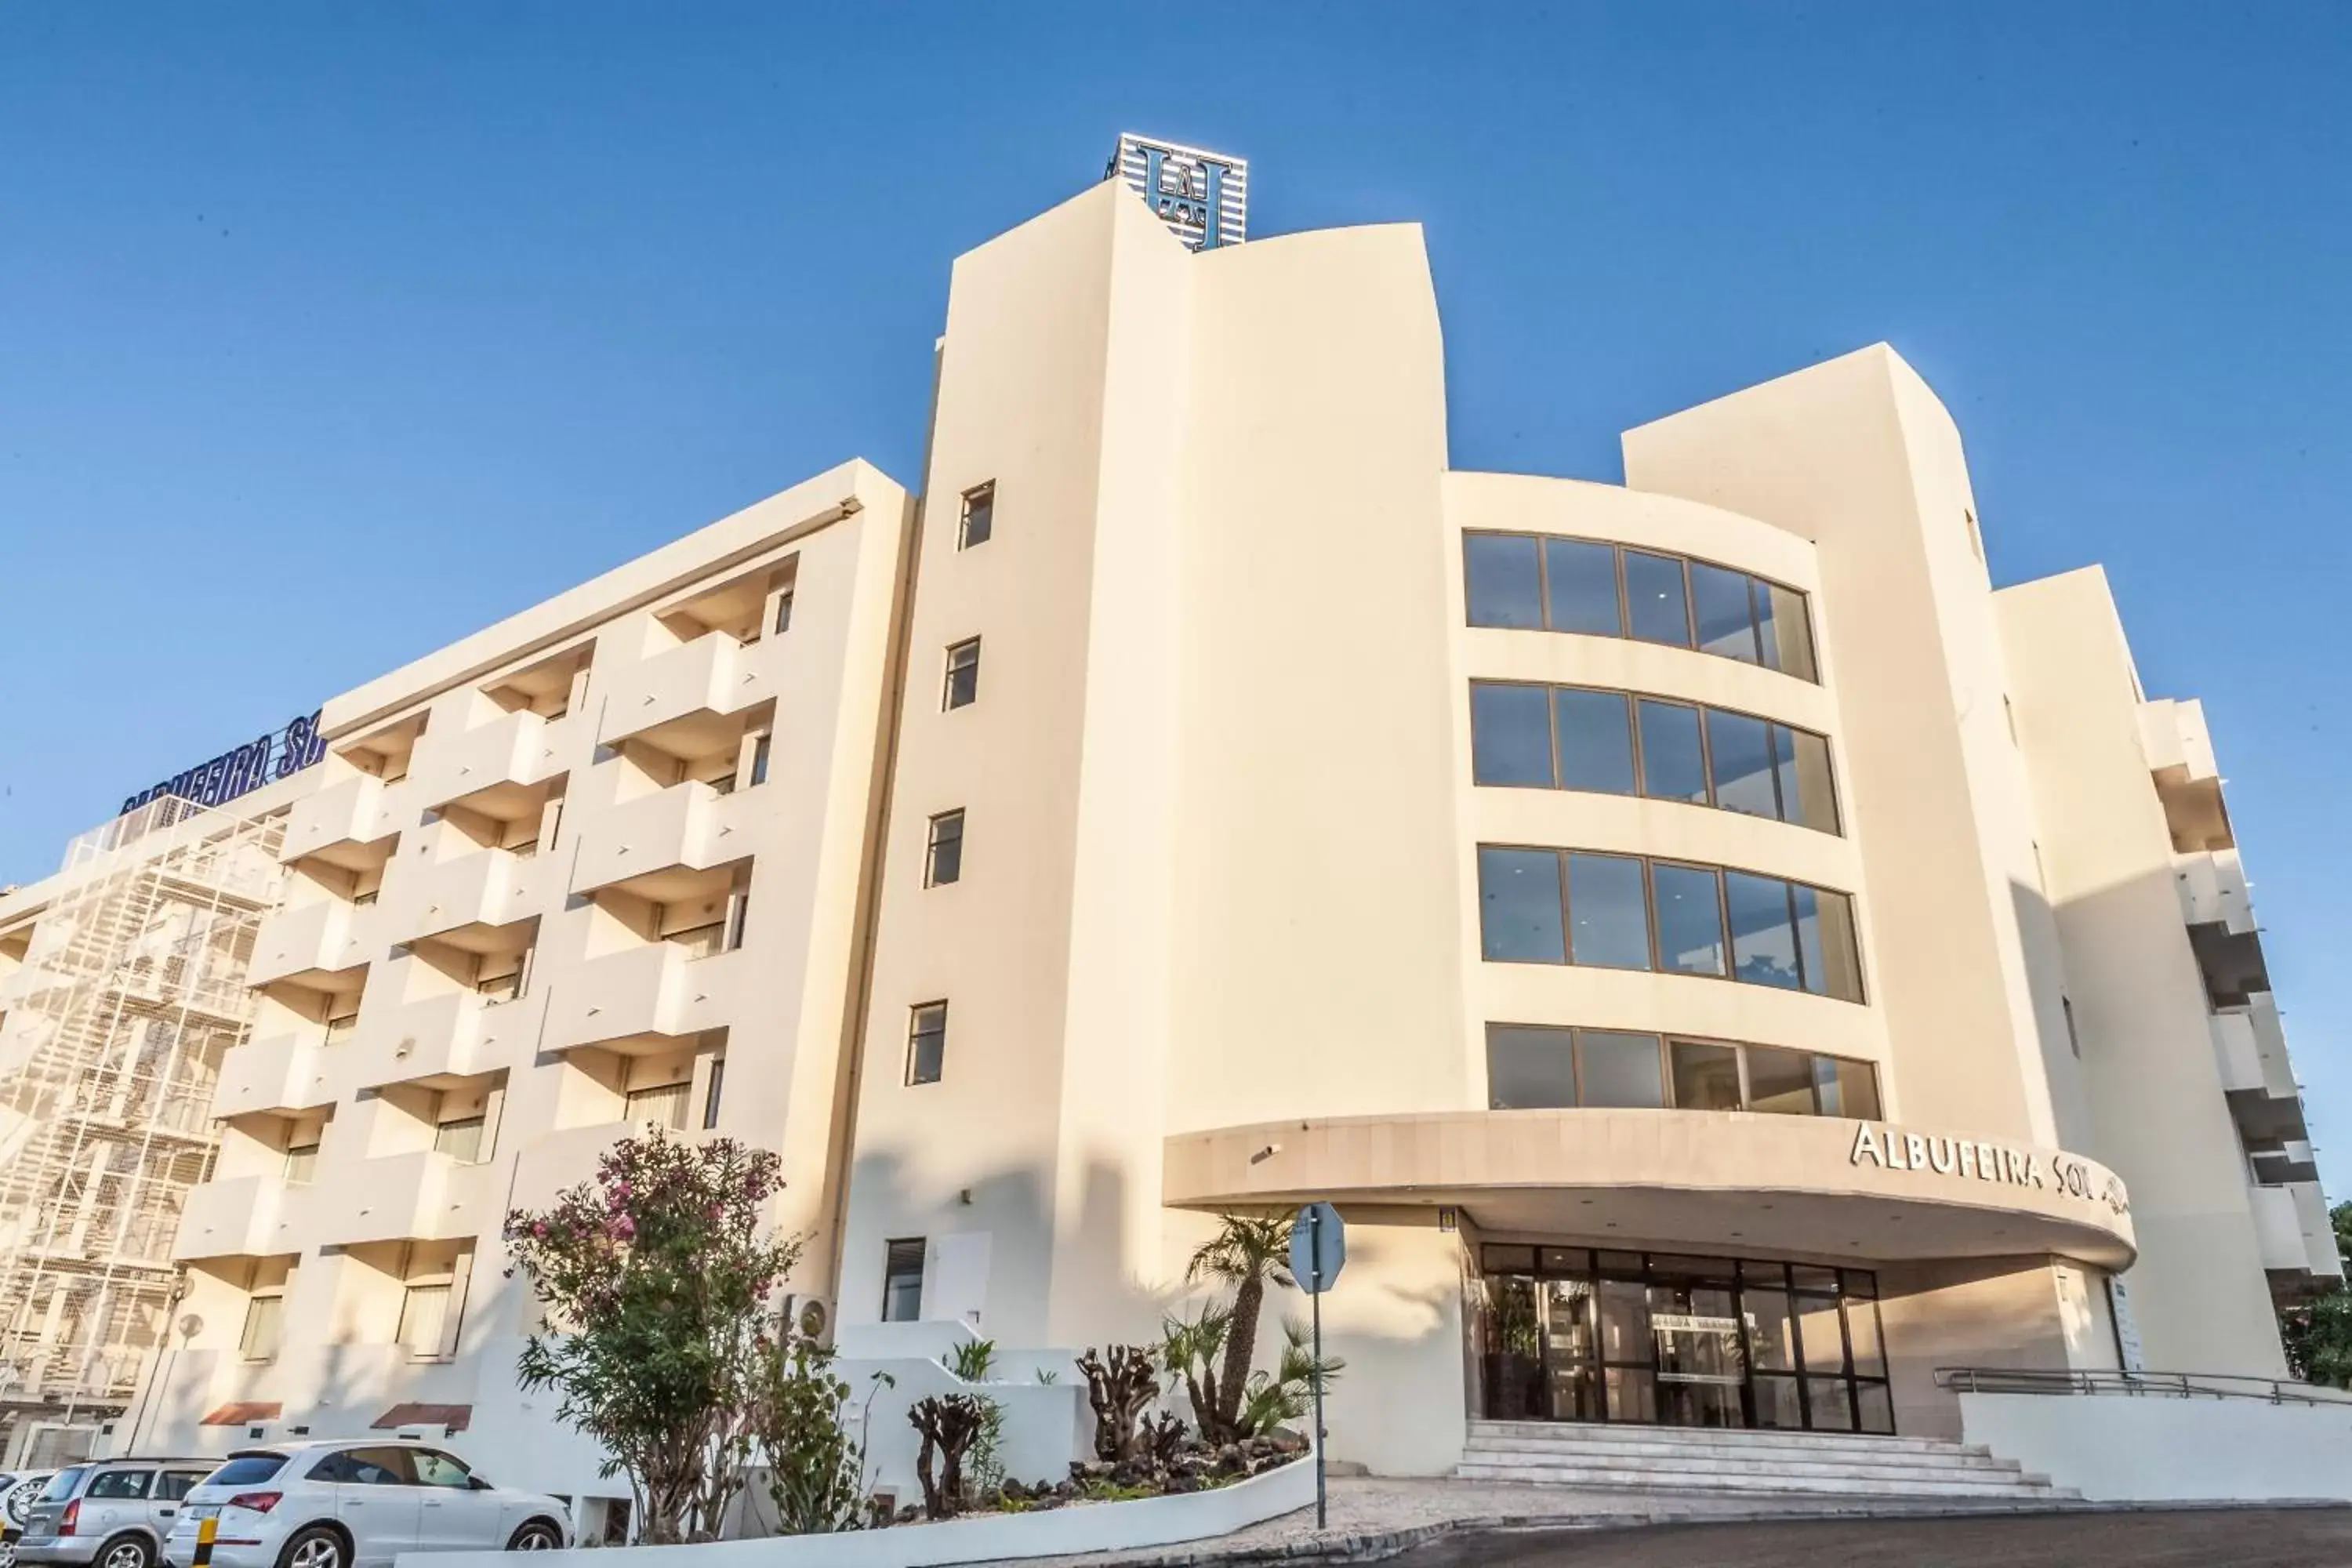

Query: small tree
[1186,1213,1294,1442]
[2281,1201,2352,1387]
[505,1131,798,1544]
[750,1324,873,1535]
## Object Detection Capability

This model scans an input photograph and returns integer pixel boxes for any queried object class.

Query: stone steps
[1457,1421,2075,1502]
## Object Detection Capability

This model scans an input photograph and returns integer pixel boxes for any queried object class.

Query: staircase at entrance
[1458,1421,2078,1501]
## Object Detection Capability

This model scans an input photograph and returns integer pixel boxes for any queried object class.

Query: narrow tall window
[397,1283,452,1356]
[959,482,996,549]
[239,1294,285,1362]
[725,889,751,952]
[2063,996,2082,1058]
[283,1142,321,1185]
[702,1056,726,1129]
[943,639,981,710]
[882,1239,926,1322]
[925,811,965,887]
[907,1002,948,1085]
[774,586,796,634]
[749,733,772,787]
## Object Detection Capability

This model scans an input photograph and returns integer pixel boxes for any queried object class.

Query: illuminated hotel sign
[1108,133,1248,252]
[121,710,327,817]
[1849,1121,2130,1217]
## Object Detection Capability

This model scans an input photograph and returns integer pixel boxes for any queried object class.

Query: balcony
[213,1032,338,1120]
[173,1173,309,1261]
[388,845,546,947]
[318,1152,495,1247]
[348,989,543,1091]
[2252,1181,2343,1287]
[543,943,741,1054]
[281,774,408,869]
[248,899,378,989]
[596,633,775,755]
[408,710,572,818]
[569,782,755,898]
[2175,846,2255,935]
[2212,996,2306,1145]
[2141,699,2234,854]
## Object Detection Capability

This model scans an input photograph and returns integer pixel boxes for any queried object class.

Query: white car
[162,1443,565,1568]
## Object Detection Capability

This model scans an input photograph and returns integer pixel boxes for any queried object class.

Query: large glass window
[1636,700,1708,805]
[1566,853,1650,970]
[1706,710,1780,820]
[1726,872,1803,990]
[1651,862,1725,978]
[881,1238,926,1322]
[1552,689,1635,794]
[1576,1030,1668,1108]
[1479,848,1566,963]
[1669,1040,1740,1111]
[1461,532,1818,682]
[1486,1025,1577,1109]
[1744,1045,1818,1115]
[1777,728,1840,833]
[1471,684,1556,786]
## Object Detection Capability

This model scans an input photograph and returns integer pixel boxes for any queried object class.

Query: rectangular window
[725,891,751,952]
[1576,1030,1666,1109]
[397,1283,451,1356]
[1669,1040,1741,1110]
[1478,847,1565,964]
[1566,852,1650,970]
[432,1116,485,1163]
[959,482,995,550]
[925,811,965,887]
[1756,581,1818,681]
[1486,1024,1577,1110]
[942,638,981,710]
[774,586,795,634]
[239,1294,285,1362]
[283,1142,321,1185]
[1706,710,1780,820]
[1623,551,1691,646]
[1463,534,1544,629]
[1470,683,1556,787]
[907,1001,948,1086]
[625,1081,690,1130]
[1813,1054,1881,1119]
[1635,699,1708,806]
[1689,563,1761,663]
[881,1239,926,1323]
[1543,539,1622,635]
[702,1056,726,1130]
[1744,1046,1819,1115]
[1791,884,1864,1002]
[1553,688,1635,795]
[1650,862,1726,977]
[1725,872,1802,990]
[1776,728,1840,834]
[749,734,771,788]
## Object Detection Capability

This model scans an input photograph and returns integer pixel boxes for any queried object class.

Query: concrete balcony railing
[212,1031,338,1120]
[595,633,775,751]
[408,710,572,817]
[2139,698,2220,783]
[346,989,541,1091]
[543,943,742,1053]
[248,898,379,988]
[2251,1181,2343,1282]
[174,1173,310,1261]
[318,1151,496,1248]
[569,782,755,896]
[281,773,409,866]
[387,845,546,946]
[2175,846,2255,935]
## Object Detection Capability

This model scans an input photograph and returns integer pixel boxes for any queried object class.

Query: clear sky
[2,4,2346,1181]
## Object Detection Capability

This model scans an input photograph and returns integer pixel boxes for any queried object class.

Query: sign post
[1290,1202,1345,1531]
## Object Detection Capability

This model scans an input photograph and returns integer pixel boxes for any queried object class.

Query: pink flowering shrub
[505,1131,800,1544]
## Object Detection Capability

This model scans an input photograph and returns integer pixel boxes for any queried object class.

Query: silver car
[17,1460,217,1568]
[162,1443,565,1568]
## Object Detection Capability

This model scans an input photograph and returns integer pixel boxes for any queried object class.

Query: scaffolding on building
[0,797,287,1461]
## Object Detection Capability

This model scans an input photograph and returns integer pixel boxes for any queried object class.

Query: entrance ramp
[1458,1421,2079,1501]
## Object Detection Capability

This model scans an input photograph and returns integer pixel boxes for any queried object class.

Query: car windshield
[204,1455,288,1487]
[38,1470,86,1503]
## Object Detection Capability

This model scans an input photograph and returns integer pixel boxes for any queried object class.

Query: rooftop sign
[121,711,326,818]
[1108,133,1247,252]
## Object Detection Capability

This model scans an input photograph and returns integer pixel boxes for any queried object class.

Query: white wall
[1962,1392,2352,1502]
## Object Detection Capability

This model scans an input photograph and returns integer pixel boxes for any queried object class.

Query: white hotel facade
[0,143,2335,1497]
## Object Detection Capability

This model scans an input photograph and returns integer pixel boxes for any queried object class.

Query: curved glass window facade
[1470,681,1840,834]
[1483,1023,1881,1119]
[1464,532,1819,681]
[1476,845,1865,1002]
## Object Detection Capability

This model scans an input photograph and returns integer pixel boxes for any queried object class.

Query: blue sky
[2,5,2346,1181]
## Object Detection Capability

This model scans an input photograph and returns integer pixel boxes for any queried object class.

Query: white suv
[162,1444,565,1568]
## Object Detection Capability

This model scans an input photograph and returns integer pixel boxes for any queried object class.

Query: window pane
[882,1240,925,1323]
[908,1003,948,1085]
[625,1082,689,1129]
[1575,1032,1664,1108]
[1623,552,1691,646]
[1806,1377,1856,1431]
[943,639,980,710]
[1745,1045,1817,1115]
[1479,848,1566,964]
[1486,1025,1576,1109]
[926,811,964,887]
[1856,1380,1895,1435]
[1636,700,1708,805]
[1464,535,1544,629]
[1650,863,1725,977]
[1794,884,1865,1001]
[1470,683,1556,787]
[1758,582,1818,682]
[433,1116,485,1163]
[1777,728,1841,834]
[1725,873,1802,989]
[1567,853,1650,970]
[1690,564,1760,663]
[239,1296,283,1361]
[1846,1298,1888,1378]
[1798,1298,1850,1375]
[1745,1289,1798,1372]
[1554,689,1635,795]
[1542,539,1622,635]
[284,1143,320,1185]
[397,1285,451,1356]
[960,484,994,548]
[1705,710,1778,819]
[1669,1040,1740,1110]
[1815,1056,1881,1120]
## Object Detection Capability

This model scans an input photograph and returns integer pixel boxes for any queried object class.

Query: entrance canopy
[1163,1109,2136,1269]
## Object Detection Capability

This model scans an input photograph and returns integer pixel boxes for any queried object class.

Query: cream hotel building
[0,138,2336,1497]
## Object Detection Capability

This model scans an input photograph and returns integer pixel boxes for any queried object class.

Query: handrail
[1935,1365,2352,1407]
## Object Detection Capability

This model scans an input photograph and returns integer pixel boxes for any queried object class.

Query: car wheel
[99,1537,151,1568]
[504,1522,561,1552]
[280,1527,346,1568]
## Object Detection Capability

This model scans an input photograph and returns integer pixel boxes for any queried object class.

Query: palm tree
[1186,1212,1294,1441]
